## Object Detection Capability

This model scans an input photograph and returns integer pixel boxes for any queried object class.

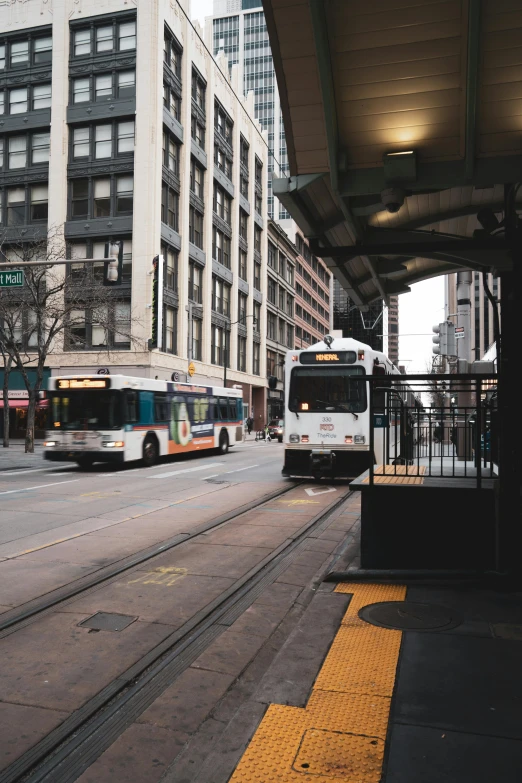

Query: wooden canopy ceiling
[265,0,522,308]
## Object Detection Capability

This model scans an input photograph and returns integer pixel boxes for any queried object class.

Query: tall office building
[0,0,270,430]
[206,0,290,221]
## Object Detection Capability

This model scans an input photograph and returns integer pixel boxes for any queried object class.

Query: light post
[223,314,257,388]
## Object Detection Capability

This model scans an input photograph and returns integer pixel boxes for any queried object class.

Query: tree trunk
[2,357,11,448]
[25,389,37,454]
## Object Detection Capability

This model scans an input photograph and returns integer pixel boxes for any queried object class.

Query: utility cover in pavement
[79,612,137,631]
[359,602,462,632]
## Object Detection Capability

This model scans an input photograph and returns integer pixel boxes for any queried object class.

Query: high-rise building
[206,0,290,221]
[0,0,270,423]
[446,272,499,362]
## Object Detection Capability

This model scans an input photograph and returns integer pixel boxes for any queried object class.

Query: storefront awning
[0,399,48,409]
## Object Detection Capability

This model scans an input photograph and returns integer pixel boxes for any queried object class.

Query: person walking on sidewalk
[247,417,253,435]
[264,423,271,443]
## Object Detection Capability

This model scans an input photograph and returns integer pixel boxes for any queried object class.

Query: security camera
[324,334,333,348]
[381,187,405,214]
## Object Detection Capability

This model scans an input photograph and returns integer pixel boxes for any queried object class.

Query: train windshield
[49,390,123,430]
[289,367,366,413]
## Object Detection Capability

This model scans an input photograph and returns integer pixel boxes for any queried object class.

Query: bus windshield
[49,390,123,430]
[289,367,366,413]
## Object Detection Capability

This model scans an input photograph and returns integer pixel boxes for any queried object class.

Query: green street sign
[0,270,24,288]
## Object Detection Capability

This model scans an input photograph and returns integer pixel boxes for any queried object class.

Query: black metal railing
[367,373,498,487]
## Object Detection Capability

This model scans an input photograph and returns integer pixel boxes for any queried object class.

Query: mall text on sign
[0,270,24,287]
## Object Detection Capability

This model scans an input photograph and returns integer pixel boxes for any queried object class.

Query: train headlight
[345,436,353,444]
[301,435,309,443]
[43,440,57,447]
[354,435,365,444]
[289,434,300,443]
[102,441,124,448]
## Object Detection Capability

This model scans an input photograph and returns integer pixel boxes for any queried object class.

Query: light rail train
[43,374,243,468]
[282,335,419,480]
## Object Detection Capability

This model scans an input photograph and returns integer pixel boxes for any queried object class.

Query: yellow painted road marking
[278,498,320,506]
[128,566,187,586]
[229,582,406,782]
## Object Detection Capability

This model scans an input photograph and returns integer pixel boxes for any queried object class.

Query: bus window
[154,392,168,422]
[219,398,229,420]
[237,398,243,421]
[124,390,140,423]
[210,396,219,420]
[229,399,237,421]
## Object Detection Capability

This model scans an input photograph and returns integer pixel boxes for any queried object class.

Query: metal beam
[465,0,482,180]
[315,237,508,259]
[340,155,522,197]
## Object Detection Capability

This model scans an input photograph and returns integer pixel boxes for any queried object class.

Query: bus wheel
[75,456,94,469]
[218,431,229,455]
[142,435,159,467]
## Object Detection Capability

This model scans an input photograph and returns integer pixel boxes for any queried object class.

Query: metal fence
[367,373,498,487]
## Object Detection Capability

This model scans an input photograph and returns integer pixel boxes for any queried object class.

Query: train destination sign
[0,270,24,288]
[56,378,111,390]
[300,351,356,364]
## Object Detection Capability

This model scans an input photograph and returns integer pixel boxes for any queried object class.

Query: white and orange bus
[43,374,243,468]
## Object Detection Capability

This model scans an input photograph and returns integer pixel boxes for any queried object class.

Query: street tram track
[1,484,353,783]
[0,481,301,639]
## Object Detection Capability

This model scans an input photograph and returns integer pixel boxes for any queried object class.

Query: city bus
[43,375,243,468]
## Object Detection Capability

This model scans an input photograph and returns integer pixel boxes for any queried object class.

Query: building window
[212,227,231,268]
[189,206,204,249]
[9,87,27,114]
[239,209,248,240]
[163,132,179,174]
[255,192,262,214]
[96,25,113,53]
[192,318,202,361]
[8,137,26,169]
[240,135,249,169]
[164,84,181,122]
[164,246,178,292]
[254,260,261,290]
[116,175,133,214]
[68,240,132,284]
[95,124,111,158]
[33,83,52,110]
[253,341,260,375]
[215,101,233,146]
[240,175,248,199]
[239,248,247,280]
[94,178,110,217]
[214,146,232,180]
[190,159,204,199]
[0,91,4,114]
[253,301,261,332]
[191,116,205,149]
[238,292,247,325]
[117,121,135,154]
[267,311,277,340]
[254,225,261,253]
[11,40,29,67]
[161,184,179,230]
[0,45,5,70]
[70,175,133,220]
[95,74,112,101]
[7,187,26,225]
[74,29,91,57]
[164,32,182,78]
[268,241,276,269]
[188,260,203,303]
[212,276,230,316]
[237,336,247,372]
[213,184,231,224]
[30,184,48,222]
[211,324,224,366]
[73,77,90,104]
[191,68,206,111]
[33,36,52,63]
[255,157,262,187]
[164,305,177,354]
[73,127,89,158]
[71,179,88,218]
[118,70,135,98]
[32,132,50,164]
[268,277,276,304]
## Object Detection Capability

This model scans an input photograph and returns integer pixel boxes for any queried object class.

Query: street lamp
[223,315,257,388]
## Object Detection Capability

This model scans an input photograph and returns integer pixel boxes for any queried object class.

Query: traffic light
[432,322,448,356]
[103,241,123,286]
[446,321,456,357]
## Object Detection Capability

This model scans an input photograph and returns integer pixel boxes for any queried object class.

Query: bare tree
[1,346,14,448]
[0,230,141,453]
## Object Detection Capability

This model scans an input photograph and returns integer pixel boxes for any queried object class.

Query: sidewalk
[0,441,50,471]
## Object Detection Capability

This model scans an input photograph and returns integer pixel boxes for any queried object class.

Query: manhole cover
[359,601,462,632]
[78,612,137,632]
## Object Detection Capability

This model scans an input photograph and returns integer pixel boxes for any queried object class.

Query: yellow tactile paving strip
[229,583,407,782]
[362,465,426,485]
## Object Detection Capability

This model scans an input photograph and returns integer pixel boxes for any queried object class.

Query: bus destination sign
[57,378,111,390]
[300,351,356,364]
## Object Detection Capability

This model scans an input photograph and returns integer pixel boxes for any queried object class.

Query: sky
[190,0,447,374]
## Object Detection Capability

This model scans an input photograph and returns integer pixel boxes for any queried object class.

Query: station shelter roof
[264,0,521,309]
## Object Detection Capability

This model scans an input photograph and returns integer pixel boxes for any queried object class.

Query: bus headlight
[43,440,57,447]
[345,436,353,444]
[354,435,365,444]
[289,434,300,443]
[301,435,309,443]
[102,441,124,448]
